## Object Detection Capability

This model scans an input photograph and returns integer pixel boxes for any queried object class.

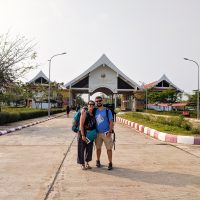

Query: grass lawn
[118,112,200,137]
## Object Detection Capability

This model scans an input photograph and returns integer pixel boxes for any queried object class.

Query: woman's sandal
[81,165,87,170]
[86,163,92,169]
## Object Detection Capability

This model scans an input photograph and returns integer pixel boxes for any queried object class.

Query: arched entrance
[65,54,141,111]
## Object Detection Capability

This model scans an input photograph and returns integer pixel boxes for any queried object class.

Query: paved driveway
[0,113,200,200]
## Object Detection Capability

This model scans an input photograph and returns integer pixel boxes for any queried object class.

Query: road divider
[0,114,64,136]
[117,117,200,145]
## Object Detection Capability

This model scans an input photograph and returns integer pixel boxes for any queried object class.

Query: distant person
[95,96,114,170]
[76,104,80,112]
[66,105,70,117]
[77,100,96,170]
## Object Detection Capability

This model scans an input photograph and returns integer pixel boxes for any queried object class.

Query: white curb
[117,116,200,145]
[177,136,194,145]
[0,130,7,135]
[158,132,166,141]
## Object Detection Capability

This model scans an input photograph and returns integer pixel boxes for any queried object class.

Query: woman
[77,100,96,170]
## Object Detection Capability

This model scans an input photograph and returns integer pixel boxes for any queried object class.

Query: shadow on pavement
[90,166,200,187]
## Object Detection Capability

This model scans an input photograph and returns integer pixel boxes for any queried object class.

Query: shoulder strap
[92,107,97,116]
[106,108,109,123]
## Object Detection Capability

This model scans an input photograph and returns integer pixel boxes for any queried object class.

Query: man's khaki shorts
[95,133,113,150]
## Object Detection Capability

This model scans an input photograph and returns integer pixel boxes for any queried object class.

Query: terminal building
[28,54,183,111]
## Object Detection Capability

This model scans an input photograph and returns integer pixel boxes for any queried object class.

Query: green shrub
[0,112,20,125]
[0,112,9,125]
[115,107,121,114]
[181,122,191,131]
[0,108,65,125]
[191,128,200,135]
[8,112,20,123]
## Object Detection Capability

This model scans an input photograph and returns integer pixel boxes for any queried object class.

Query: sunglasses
[95,100,102,103]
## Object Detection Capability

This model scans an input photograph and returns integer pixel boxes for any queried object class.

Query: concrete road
[0,113,74,200]
[0,113,200,200]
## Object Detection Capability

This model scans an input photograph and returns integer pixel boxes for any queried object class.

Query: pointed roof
[28,70,50,83]
[144,74,183,92]
[65,54,140,89]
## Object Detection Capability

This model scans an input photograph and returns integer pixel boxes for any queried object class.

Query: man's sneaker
[96,160,101,168]
[108,162,113,170]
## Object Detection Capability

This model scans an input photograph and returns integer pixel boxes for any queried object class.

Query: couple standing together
[77,96,114,170]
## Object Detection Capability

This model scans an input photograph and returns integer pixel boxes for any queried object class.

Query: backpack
[103,103,116,122]
[71,106,91,133]
[71,107,108,133]
[72,110,82,133]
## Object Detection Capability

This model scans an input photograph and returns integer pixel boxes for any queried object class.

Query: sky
[1,0,200,95]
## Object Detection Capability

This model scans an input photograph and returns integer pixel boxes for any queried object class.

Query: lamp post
[0,88,3,112]
[48,52,66,118]
[184,57,199,120]
[145,88,148,112]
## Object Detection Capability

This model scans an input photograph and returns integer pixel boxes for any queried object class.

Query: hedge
[0,108,65,125]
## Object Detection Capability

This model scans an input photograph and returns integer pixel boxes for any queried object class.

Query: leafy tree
[76,94,86,106]
[31,81,63,109]
[0,32,37,111]
[4,83,23,106]
[32,84,48,109]
[187,91,200,105]
[22,83,35,107]
[148,89,182,103]
[0,32,38,90]
[1,81,33,107]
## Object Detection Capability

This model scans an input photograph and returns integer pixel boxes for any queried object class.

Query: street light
[48,52,66,118]
[139,81,148,112]
[184,57,199,120]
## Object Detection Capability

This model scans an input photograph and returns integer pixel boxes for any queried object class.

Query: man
[95,96,114,170]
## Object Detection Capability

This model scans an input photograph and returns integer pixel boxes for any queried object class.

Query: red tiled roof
[157,104,169,107]
[171,103,188,107]
[148,103,188,107]
[144,81,157,89]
